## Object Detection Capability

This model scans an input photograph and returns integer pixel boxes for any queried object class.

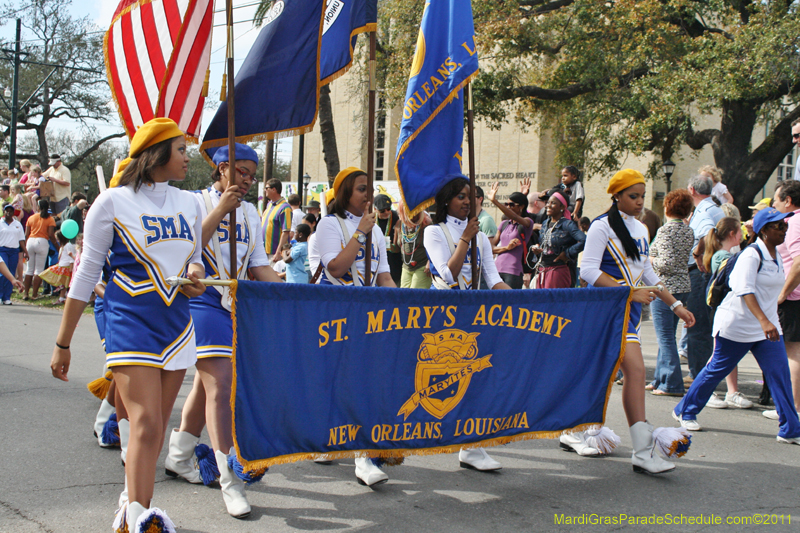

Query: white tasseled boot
[354,457,388,486]
[215,448,251,519]
[113,501,147,533]
[93,399,116,447]
[458,448,502,471]
[630,421,676,474]
[164,429,202,484]
[118,475,128,509]
[118,418,129,467]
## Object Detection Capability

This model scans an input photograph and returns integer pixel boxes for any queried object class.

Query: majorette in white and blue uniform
[69,181,203,371]
[316,210,390,286]
[424,215,502,290]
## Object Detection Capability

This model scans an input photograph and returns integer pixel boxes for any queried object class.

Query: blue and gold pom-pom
[101,413,120,447]
[653,426,692,458]
[195,443,219,485]
[228,454,267,484]
[136,508,176,533]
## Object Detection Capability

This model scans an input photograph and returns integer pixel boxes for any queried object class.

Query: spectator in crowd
[306,199,321,224]
[518,179,546,288]
[61,192,88,234]
[284,223,310,284]
[673,208,800,442]
[700,165,734,205]
[530,190,585,289]
[261,178,292,264]
[638,207,662,244]
[488,182,533,289]
[0,185,10,207]
[287,193,304,236]
[397,199,431,289]
[302,212,317,233]
[0,203,27,304]
[474,186,497,239]
[699,217,753,409]
[18,159,31,184]
[24,165,44,204]
[791,117,800,181]
[774,180,800,420]
[10,183,24,217]
[41,154,72,214]
[272,247,288,280]
[0,254,23,293]
[23,199,58,300]
[0,168,8,185]
[685,173,725,382]
[375,194,402,285]
[561,166,585,221]
[39,230,76,303]
[579,217,591,233]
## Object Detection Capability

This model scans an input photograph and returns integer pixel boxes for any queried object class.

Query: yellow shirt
[42,164,71,202]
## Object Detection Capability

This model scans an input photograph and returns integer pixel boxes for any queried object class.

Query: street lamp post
[662,159,675,193]
[83,183,90,202]
[302,172,311,207]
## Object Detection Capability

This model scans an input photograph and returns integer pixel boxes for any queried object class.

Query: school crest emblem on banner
[398,329,492,420]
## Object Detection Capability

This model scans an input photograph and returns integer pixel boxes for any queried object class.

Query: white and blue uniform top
[69,182,203,370]
[580,211,661,344]
[316,211,390,286]
[424,215,502,290]
[190,187,269,358]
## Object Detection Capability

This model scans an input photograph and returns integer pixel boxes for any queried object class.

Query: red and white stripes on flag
[104,0,213,140]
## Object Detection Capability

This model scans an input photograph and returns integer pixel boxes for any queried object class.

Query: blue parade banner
[320,0,378,84]
[200,0,326,160]
[230,282,632,470]
[394,0,479,218]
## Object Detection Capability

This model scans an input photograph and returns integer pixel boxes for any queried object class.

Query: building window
[778,148,796,181]
[375,98,387,181]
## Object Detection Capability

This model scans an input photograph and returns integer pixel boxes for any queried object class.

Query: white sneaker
[725,391,753,409]
[458,447,502,471]
[354,458,388,487]
[777,436,800,445]
[2,300,11,305]
[763,410,779,420]
[706,393,728,409]
[672,410,702,431]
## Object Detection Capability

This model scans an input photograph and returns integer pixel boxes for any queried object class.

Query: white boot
[113,501,147,533]
[215,448,251,519]
[93,399,116,447]
[354,457,388,487]
[559,431,600,456]
[118,476,128,509]
[630,421,675,474]
[164,429,202,484]
[119,418,129,467]
[459,447,502,471]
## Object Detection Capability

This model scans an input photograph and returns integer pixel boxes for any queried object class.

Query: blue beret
[212,143,259,165]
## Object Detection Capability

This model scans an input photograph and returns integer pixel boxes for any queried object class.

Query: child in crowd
[284,223,310,284]
[579,217,591,233]
[38,230,76,303]
[24,166,44,206]
[561,166,585,221]
[273,244,290,280]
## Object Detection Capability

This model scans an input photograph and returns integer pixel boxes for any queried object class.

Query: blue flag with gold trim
[395,0,479,218]
[320,0,377,84]
[200,0,325,160]
[230,283,631,470]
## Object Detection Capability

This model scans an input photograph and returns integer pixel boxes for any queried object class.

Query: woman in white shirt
[315,167,396,487]
[674,208,800,443]
[581,169,696,474]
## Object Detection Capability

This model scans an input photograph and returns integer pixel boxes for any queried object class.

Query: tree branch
[66,132,126,170]
[511,67,648,102]
[519,0,575,16]
[685,124,720,150]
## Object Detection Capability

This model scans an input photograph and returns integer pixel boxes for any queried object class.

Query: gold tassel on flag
[220,72,227,101]
[202,68,211,98]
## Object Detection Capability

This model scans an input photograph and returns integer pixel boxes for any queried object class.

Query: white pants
[25,237,50,275]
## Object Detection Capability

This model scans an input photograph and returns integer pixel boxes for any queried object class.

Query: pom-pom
[372,456,405,468]
[135,507,176,533]
[653,426,692,458]
[584,426,621,455]
[228,454,267,484]
[195,443,219,485]
[101,413,120,447]
[112,502,129,533]
[87,371,113,400]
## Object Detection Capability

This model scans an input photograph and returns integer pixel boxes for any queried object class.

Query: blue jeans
[0,246,18,300]
[675,335,800,439]
[686,269,713,378]
[650,292,689,393]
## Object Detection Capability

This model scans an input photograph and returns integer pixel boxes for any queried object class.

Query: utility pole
[9,18,21,169]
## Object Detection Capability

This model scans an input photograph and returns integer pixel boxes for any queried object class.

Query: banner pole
[365,30,377,286]
[225,0,238,280]
[297,134,305,200]
[467,82,478,289]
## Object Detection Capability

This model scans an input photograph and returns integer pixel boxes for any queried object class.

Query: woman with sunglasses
[316,167,396,486]
[487,183,533,289]
[530,191,585,289]
[581,169,696,474]
[674,208,800,444]
[166,143,282,519]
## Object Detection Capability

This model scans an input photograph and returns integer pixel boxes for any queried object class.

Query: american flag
[104,0,213,140]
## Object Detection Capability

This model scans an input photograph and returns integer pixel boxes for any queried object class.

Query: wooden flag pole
[225,0,238,280]
[466,82,478,289]
[364,30,377,286]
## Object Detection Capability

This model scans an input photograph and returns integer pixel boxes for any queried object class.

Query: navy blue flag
[200,0,326,160]
[395,0,479,218]
[230,283,632,470]
[320,0,377,84]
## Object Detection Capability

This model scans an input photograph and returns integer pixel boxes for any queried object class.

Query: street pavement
[1,304,798,532]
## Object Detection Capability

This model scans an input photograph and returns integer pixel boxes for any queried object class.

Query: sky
[0,0,292,160]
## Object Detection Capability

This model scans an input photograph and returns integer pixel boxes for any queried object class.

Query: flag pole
[466,82,478,289]
[225,0,238,280]
[364,30,377,286]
